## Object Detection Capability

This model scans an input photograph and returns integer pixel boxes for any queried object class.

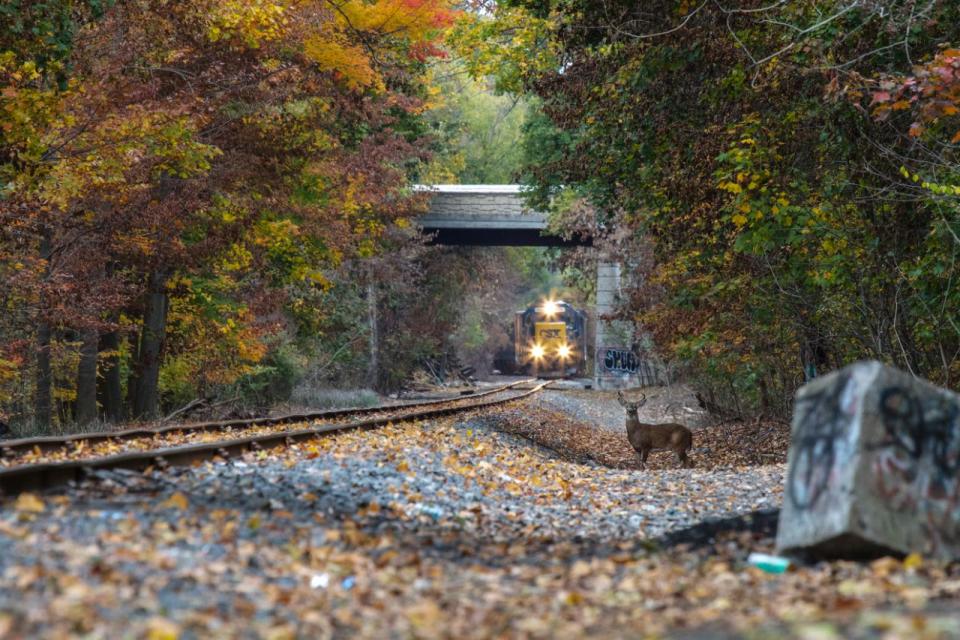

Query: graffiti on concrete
[787,375,859,511]
[599,348,658,386]
[601,348,639,374]
[871,386,960,550]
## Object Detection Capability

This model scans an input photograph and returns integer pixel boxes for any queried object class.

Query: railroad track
[0,380,551,495]
[0,380,528,460]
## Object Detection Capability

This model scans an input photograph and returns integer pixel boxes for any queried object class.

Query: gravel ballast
[0,398,953,638]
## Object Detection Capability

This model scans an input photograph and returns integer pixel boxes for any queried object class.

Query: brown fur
[617,391,693,469]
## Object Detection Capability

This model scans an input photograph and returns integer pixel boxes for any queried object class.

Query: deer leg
[677,448,689,469]
[640,448,650,470]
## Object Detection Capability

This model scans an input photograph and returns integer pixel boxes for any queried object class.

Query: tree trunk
[126,327,140,414]
[34,229,52,429]
[98,329,124,423]
[800,327,830,383]
[132,271,169,420]
[366,282,379,390]
[75,329,99,426]
[758,376,771,418]
[35,321,52,430]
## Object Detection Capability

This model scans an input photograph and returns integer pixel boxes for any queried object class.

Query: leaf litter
[0,398,955,639]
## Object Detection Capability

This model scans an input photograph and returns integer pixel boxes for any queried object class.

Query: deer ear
[617,390,625,405]
[637,393,647,407]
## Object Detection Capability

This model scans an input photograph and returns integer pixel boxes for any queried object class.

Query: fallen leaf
[14,493,45,513]
[903,552,923,570]
[160,492,189,510]
[145,617,180,640]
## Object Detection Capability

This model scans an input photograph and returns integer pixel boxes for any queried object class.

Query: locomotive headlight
[531,344,545,359]
[557,344,571,359]
[541,299,559,316]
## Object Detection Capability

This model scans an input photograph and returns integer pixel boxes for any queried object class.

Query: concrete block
[777,361,960,560]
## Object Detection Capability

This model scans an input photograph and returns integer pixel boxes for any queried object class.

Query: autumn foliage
[454,0,960,415]
[0,0,452,429]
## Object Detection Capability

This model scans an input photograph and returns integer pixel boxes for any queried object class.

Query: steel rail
[1,381,530,458]
[0,381,551,495]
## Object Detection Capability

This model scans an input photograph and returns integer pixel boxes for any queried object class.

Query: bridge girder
[415,184,591,248]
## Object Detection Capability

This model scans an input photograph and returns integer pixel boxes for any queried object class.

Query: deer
[617,391,693,469]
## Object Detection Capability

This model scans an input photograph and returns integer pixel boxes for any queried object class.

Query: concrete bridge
[415,184,587,247]
[416,185,656,389]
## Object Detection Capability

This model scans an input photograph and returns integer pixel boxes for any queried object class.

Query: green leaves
[470,0,960,411]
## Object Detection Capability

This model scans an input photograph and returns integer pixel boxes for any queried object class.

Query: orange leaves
[301,0,453,92]
[160,492,190,510]
[1,0,444,427]
[304,34,382,92]
[338,0,455,41]
[869,49,960,144]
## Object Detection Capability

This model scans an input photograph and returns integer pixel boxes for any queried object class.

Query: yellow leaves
[899,164,960,195]
[903,553,923,571]
[340,0,453,39]
[14,493,45,514]
[447,7,557,94]
[820,237,847,256]
[731,214,748,227]
[720,181,742,194]
[207,0,290,49]
[0,53,69,189]
[145,617,181,640]
[304,35,382,92]
[300,0,452,92]
[406,599,443,635]
[219,243,253,273]
[160,492,190,510]
[39,111,218,209]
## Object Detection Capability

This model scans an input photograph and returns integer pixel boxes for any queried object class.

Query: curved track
[0,380,550,495]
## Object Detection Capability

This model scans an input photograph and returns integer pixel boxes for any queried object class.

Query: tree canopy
[452,0,960,413]
[1,0,453,427]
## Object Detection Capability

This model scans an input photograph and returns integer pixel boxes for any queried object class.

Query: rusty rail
[0,380,550,495]
[1,381,529,458]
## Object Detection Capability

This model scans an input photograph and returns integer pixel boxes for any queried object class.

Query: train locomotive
[513,299,587,378]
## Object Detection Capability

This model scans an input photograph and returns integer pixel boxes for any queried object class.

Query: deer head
[617,390,647,413]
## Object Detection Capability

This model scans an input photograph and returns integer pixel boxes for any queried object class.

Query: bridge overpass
[415,184,588,247]
[416,184,652,389]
